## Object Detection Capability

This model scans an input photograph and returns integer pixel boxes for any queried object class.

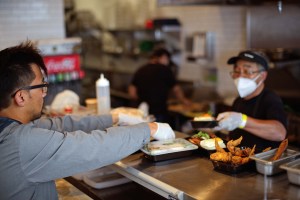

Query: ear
[260,71,267,81]
[14,91,26,107]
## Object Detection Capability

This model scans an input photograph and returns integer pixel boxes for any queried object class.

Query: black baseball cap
[227,50,269,70]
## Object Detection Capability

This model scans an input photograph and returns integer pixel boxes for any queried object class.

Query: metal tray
[250,148,300,176]
[280,158,300,186]
[190,120,218,128]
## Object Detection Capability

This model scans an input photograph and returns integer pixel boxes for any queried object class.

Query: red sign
[43,54,80,74]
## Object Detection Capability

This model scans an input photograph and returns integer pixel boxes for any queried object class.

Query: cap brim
[227,56,238,64]
[227,56,261,65]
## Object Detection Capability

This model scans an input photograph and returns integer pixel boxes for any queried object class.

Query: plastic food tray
[250,148,300,176]
[280,158,300,186]
[141,138,198,161]
[82,167,131,189]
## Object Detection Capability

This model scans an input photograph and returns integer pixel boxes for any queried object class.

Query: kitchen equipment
[280,158,300,186]
[250,148,300,175]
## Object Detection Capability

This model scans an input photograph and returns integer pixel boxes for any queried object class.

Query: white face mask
[234,74,262,98]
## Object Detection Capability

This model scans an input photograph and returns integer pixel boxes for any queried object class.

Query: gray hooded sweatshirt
[0,115,150,200]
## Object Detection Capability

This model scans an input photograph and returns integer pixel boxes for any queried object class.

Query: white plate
[200,139,226,150]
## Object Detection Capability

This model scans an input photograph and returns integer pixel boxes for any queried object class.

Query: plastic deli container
[250,148,300,176]
[82,167,131,189]
[280,158,300,186]
[141,138,198,162]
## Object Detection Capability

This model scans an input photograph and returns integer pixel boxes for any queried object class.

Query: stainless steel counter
[110,149,300,200]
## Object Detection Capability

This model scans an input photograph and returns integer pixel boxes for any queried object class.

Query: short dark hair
[150,48,171,60]
[0,41,48,110]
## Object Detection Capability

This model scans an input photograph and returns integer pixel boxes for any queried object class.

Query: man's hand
[214,112,247,131]
[152,123,175,141]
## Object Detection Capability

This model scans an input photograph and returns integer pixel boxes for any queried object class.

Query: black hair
[0,41,47,110]
[150,48,171,60]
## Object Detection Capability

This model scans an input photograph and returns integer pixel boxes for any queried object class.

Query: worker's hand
[214,112,247,131]
[118,113,146,126]
[152,123,175,141]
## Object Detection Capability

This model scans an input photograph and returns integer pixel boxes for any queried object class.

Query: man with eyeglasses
[214,50,287,152]
[0,42,175,200]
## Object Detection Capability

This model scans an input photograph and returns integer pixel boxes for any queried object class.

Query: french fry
[271,139,288,161]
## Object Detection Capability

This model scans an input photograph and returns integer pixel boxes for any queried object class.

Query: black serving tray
[190,120,219,128]
[141,138,198,162]
[143,150,195,162]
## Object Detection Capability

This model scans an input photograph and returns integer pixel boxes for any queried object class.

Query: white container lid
[141,138,198,156]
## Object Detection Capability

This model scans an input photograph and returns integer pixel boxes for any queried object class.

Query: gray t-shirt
[0,115,150,200]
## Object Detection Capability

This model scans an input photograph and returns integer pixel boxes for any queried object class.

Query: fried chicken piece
[233,148,243,157]
[231,156,243,164]
[227,136,243,154]
[210,152,232,163]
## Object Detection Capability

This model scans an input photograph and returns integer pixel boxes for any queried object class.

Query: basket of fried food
[210,136,256,174]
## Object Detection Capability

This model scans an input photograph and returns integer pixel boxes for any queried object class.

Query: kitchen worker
[0,41,175,200]
[214,50,287,152]
[128,48,190,125]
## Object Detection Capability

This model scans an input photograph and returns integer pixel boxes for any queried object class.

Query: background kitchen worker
[128,48,190,126]
[0,41,175,200]
[214,50,287,152]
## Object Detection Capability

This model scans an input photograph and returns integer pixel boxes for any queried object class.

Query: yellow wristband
[239,114,247,129]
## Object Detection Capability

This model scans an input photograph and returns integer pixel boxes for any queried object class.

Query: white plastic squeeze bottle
[96,73,111,114]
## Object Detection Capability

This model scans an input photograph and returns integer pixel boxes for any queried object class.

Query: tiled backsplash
[0,0,65,50]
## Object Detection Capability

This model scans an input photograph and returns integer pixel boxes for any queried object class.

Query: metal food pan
[249,148,300,176]
[280,158,300,186]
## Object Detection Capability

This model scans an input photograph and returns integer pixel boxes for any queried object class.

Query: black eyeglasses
[229,69,264,78]
[11,82,49,97]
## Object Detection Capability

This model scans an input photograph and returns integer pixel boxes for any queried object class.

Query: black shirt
[131,63,176,115]
[230,88,287,152]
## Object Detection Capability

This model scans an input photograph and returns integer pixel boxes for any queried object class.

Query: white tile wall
[0,0,65,50]
[153,5,247,97]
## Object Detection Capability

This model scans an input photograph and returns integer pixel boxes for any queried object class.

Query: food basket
[141,138,198,162]
[280,158,300,186]
[250,148,300,176]
[211,160,255,174]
